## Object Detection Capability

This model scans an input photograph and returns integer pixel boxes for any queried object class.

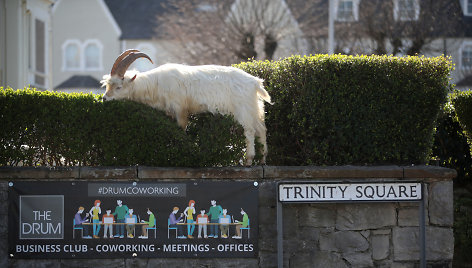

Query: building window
[337,0,353,21]
[335,0,359,21]
[64,41,81,70]
[467,0,472,16]
[461,43,472,69]
[84,41,101,70]
[394,0,420,21]
[62,39,102,71]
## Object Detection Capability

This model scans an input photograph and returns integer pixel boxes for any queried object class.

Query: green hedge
[452,90,472,153]
[432,93,471,185]
[0,87,246,167]
[235,54,452,165]
[1,54,452,167]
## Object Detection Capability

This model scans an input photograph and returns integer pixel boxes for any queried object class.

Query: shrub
[432,93,472,185]
[0,87,246,167]
[452,90,472,153]
[235,54,452,165]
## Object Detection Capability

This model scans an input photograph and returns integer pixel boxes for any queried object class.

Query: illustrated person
[102,209,114,239]
[74,206,91,239]
[89,200,102,238]
[168,207,186,239]
[197,209,209,238]
[184,200,196,238]
[218,208,231,238]
[125,208,138,238]
[113,200,129,238]
[232,208,249,239]
[207,200,222,238]
[139,208,155,239]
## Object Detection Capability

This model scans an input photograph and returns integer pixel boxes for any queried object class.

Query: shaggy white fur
[101,63,272,165]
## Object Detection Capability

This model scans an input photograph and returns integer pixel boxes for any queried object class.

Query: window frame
[393,0,420,21]
[460,41,472,70]
[334,0,360,22]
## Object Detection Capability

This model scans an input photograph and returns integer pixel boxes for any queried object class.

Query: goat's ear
[131,74,137,82]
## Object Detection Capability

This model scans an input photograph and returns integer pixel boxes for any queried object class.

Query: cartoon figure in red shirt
[197,209,209,238]
[102,209,114,239]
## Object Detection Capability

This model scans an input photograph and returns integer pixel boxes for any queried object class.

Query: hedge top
[1,54,453,167]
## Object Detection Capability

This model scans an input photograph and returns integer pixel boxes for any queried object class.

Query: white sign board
[279,182,422,202]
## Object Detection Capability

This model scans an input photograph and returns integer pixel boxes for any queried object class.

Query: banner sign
[279,182,422,202]
[8,181,258,259]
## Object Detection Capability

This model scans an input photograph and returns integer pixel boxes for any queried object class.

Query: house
[51,0,307,93]
[0,0,55,90]
[303,0,472,90]
[2,0,471,91]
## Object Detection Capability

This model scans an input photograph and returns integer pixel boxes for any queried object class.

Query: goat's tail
[256,79,273,105]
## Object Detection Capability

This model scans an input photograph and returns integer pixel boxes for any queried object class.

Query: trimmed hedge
[235,54,452,165]
[452,90,472,152]
[1,54,452,167]
[0,87,246,167]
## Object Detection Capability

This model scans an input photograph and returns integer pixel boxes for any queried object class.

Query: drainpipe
[328,0,335,54]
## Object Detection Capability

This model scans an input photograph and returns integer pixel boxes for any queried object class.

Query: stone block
[334,231,369,253]
[138,166,263,179]
[259,181,276,206]
[372,235,390,260]
[282,205,299,239]
[393,227,419,261]
[290,251,348,268]
[398,207,419,226]
[336,203,396,230]
[320,230,336,251]
[429,181,453,226]
[259,251,278,268]
[0,166,79,179]
[393,226,454,261]
[425,227,454,261]
[343,252,374,267]
[79,166,137,179]
[299,206,336,227]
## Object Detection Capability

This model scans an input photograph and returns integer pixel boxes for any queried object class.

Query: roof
[104,0,169,39]
[55,75,101,89]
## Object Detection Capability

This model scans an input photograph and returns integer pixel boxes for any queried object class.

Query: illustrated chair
[147,218,157,238]
[168,218,178,238]
[73,219,83,239]
[240,219,250,239]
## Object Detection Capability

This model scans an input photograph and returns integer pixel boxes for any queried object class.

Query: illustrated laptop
[103,217,113,224]
[198,217,208,224]
[125,217,136,224]
[219,217,230,224]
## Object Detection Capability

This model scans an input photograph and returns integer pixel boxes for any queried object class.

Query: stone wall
[0,165,456,267]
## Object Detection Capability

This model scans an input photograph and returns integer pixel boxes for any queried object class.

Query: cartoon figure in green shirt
[139,208,155,239]
[207,200,222,238]
[232,208,249,239]
[113,199,129,238]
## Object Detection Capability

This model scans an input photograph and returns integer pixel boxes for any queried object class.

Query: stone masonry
[0,165,455,267]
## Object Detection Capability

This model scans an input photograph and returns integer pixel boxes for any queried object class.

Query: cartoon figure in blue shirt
[125,208,138,238]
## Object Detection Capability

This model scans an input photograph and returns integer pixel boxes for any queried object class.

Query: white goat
[101,49,272,165]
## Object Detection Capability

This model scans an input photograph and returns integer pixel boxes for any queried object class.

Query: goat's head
[101,49,153,101]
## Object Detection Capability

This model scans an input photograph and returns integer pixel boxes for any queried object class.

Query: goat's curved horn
[110,49,139,76]
[113,52,154,78]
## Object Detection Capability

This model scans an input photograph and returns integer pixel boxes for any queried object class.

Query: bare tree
[157,0,311,65]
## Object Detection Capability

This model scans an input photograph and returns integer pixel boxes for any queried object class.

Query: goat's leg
[244,128,256,166]
[175,110,189,130]
[255,122,268,164]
